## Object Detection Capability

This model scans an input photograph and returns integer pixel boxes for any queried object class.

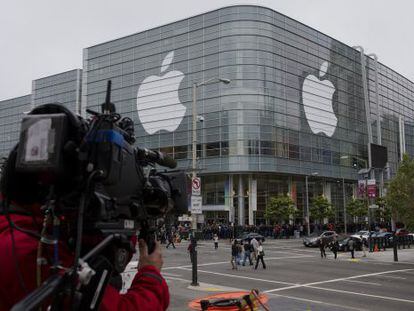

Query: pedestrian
[330,238,339,260]
[360,235,367,257]
[250,237,259,261]
[255,242,266,269]
[237,240,243,265]
[319,238,327,259]
[231,239,239,270]
[166,232,176,249]
[242,240,253,266]
[213,233,219,250]
[348,238,355,259]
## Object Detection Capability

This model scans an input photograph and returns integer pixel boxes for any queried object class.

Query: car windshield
[306,233,319,238]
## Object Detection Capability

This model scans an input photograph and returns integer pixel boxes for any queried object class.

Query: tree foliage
[385,154,414,230]
[264,195,297,224]
[310,195,334,223]
[346,198,367,223]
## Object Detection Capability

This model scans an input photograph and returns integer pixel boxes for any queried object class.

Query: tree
[264,195,297,224]
[374,197,391,224]
[310,195,334,223]
[385,154,414,230]
[346,198,367,224]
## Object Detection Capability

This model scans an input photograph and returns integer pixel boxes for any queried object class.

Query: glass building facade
[32,69,82,114]
[1,5,413,225]
[0,95,32,158]
[82,5,414,225]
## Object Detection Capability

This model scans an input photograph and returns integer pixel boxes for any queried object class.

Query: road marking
[267,293,368,311]
[164,276,189,282]
[178,267,296,286]
[264,268,414,294]
[374,275,406,280]
[341,279,380,286]
[163,254,313,270]
[306,285,414,304]
[162,272,182,277]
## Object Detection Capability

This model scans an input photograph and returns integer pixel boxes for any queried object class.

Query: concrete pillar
[227,175,234,224]
[238,175,245,226]
[323,182,332,225]
[248,175,257,225]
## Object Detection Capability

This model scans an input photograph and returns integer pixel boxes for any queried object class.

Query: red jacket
[0,213,169,310]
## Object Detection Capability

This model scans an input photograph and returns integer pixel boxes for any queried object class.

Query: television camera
[2,80,188,310]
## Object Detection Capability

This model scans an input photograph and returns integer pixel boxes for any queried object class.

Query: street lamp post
[190,77,230,287]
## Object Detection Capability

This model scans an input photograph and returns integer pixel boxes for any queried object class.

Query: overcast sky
[1,0,413,100]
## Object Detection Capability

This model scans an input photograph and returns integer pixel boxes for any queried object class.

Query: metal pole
[190,237,199,286]
[305,175,310,236]
[343,177,347,234]
[192,83,197,180]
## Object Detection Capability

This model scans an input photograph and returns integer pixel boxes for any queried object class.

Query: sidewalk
[361,247,414,264]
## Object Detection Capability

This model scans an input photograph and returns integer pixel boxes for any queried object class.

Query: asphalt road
[155,238,414,310]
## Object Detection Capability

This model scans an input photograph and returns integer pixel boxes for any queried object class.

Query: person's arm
[100,240,169,311]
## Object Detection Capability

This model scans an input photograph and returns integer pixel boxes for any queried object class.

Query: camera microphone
[136,148,177,169]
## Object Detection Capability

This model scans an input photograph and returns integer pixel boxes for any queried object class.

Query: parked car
[351,230,375,241]
[241,232,265,243]
[395,228,410,236]
[337,236,363,251]
[303,231,338,247]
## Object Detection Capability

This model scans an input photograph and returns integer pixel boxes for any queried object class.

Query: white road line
[267,293,369,311]
[162,272,182,277]
[306,285,414,304]
[374,275,406,280]
[164,276,189,282]
[178,267,296,286]
[163,254,313,270]
[264,268,414,294]
[341,279,381,286]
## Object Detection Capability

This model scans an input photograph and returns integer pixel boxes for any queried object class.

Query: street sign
[192,177,201,196]
[367,179,376,198]
[191,195,202,214]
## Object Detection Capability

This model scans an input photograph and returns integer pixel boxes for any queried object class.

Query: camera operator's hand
[138,239,164,272]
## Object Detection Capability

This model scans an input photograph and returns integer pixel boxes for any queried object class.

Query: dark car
[395,228,410,236]
[303,231,338,247]
[337,236,363,251]
[241,232,265,243]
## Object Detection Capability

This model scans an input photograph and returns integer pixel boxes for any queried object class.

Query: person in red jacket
[0,209,170,310]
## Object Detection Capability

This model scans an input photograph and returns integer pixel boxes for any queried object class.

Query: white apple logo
[302,61,337,137]
[136,51,186,134]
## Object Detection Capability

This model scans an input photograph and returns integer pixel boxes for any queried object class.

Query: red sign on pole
[367,179,376,198]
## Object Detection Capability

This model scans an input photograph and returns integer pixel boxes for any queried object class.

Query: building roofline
[85,4,413,86]
[33,68,82,82]
[0,94,31,103]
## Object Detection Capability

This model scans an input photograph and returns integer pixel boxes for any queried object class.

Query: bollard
[191,237,199,286]
[402,236,406,249]
[392,235,398,261]
[398,236,401,249]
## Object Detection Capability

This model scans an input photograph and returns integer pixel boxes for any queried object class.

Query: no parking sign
[192,177,201,196]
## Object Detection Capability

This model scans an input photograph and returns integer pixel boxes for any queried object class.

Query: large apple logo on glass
[302,61,337,137]
[136,51,186,135]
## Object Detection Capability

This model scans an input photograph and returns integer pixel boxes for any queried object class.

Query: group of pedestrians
[319,236,367,259]
[230,237,266,270]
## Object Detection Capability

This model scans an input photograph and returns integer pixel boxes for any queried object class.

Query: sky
[1,0,413,100]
